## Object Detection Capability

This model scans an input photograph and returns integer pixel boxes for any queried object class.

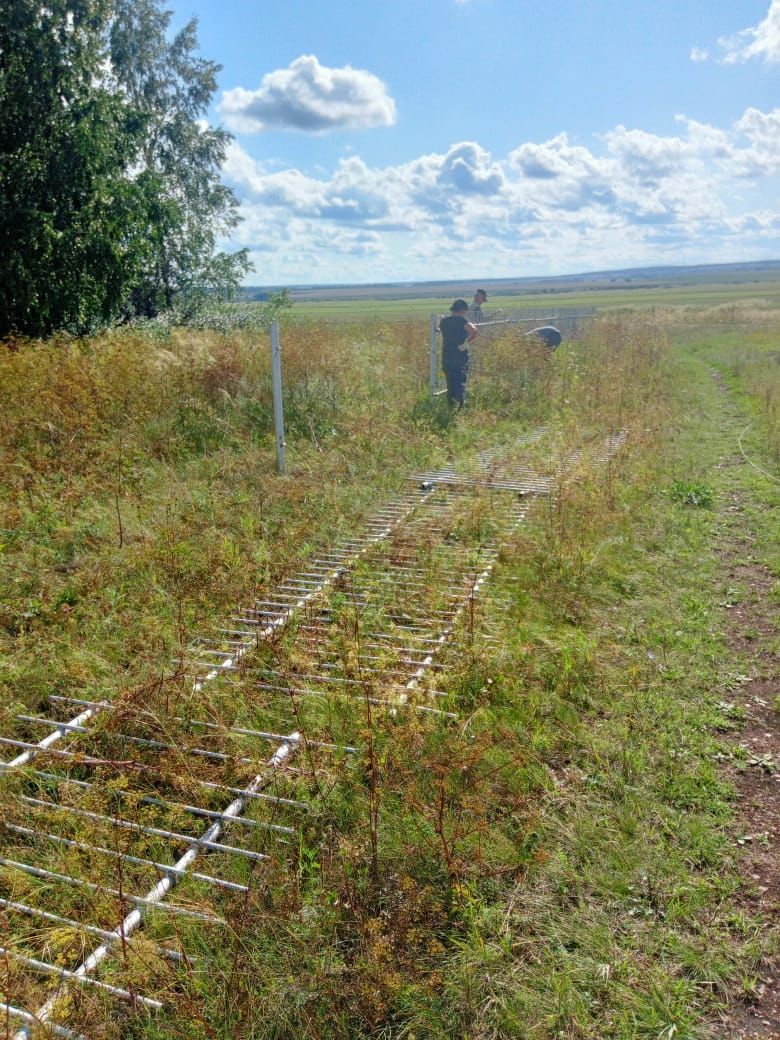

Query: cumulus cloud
[707,0,780,64]
[219,55,396,133]
[733,107,780,173]
[439,143,505,195]
[604,126,688,183]
[507,134,620,215]
[222,108,780,282]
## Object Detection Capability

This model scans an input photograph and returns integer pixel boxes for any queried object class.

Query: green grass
[2,313,779,1037]
[405,326,778,1040]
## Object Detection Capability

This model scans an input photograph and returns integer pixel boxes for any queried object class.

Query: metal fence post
[270,321,285,474]
[429,314,438,399]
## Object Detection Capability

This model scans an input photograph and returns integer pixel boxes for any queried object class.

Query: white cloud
[219,55,396,133]
[689,46,709,63]
[733,107,780,173]
[509,133,616,213]
[713,0,780,64]
[222,108,780,283]
[439,143,505,195]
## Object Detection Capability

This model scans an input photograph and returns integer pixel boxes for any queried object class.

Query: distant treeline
[0,1,250,338]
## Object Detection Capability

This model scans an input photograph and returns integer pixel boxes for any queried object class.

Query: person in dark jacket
[439,299,478,407]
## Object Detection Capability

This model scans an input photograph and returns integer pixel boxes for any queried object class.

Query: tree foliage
[109,0,249,319]
[0,0,250,338]
[0,1,143,337]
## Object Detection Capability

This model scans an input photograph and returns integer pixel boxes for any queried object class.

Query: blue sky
[169,0,780,285]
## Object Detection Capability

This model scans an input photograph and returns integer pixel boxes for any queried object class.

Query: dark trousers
[444,364,468,406]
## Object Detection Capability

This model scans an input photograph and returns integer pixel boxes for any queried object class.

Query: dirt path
[712,376,780,1038]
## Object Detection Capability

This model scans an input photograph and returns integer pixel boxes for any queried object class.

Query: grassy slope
[416,330,778,1039]
[2,316,779,1038]
[407,324,779,1039]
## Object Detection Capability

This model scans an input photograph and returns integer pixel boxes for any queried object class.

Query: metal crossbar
[0,855,224,922]
[17,795,272,862]
[0,898,190,963]
[0,946,163,1009]
[3,823,249,893]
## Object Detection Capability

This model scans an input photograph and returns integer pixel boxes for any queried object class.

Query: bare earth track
[712,374,780,1039]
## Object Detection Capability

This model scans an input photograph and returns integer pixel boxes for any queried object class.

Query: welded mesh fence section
[507,305,597,335]
[468,306,597,380]
[430,307,597,395]
[0,429,626,1038]
[412,429,626,496]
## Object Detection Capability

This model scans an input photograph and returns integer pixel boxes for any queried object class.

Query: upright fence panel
[429,305,597,398]
[270,321,286,474]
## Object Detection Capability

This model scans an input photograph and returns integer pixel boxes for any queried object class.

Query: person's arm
[466,321,478,343]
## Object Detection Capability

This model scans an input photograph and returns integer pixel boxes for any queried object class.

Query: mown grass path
[705,371,780,1039]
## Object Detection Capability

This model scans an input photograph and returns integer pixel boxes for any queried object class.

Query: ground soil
[712,379,780,1038]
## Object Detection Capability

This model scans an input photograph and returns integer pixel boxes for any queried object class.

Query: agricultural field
[279,264,780,321]
[0,306,779,1039]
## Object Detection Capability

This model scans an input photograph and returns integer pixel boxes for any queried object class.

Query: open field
[1,309,779,1038]
[288,281,780,320]
[272,260,780,321]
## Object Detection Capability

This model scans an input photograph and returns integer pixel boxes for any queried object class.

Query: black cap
[476,289,487,299]
[450,299,469,312]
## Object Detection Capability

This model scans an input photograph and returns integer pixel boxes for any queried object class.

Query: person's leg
[444,366,457,406]
[454,364,467,408]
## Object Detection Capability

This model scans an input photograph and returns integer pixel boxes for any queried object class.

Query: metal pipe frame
[0,1004,85,1040]
[9,429,626,1037]
[0,730,264,772]
[254,681,457,718]
[14,716,352,764]
[410,473,551,494]
[256,676,447,700]
[300,640,434,661]
[309,661,416,681]
[18,795,271,863]
[3,708,96,771]
[288,636,436,663]
[5,482,449,1035]
[6,757,309,815]
[295,622,440,643]
[185,486,435,691]
[18,710,350,759]
[396,503,532,706]
[12,739,299,1039]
